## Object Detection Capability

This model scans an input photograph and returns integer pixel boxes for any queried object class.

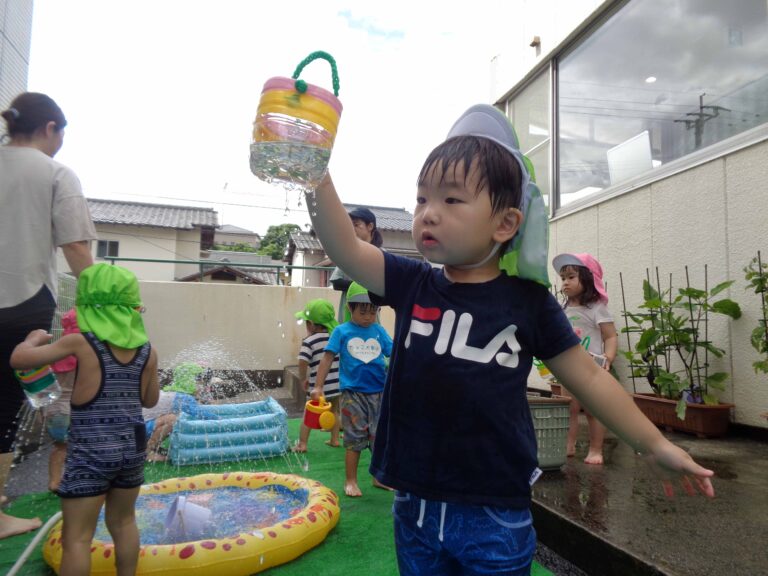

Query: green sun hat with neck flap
[76,263,148,349]
[294,298,339,333]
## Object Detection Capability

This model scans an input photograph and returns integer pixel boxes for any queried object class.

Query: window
[96,240,119,258]
[505,71,551,208]
[557,0,768,207]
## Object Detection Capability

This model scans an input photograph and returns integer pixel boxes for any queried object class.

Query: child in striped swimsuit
[11,264,159,576]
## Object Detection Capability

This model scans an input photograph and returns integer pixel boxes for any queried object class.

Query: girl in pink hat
[553,253,618,465]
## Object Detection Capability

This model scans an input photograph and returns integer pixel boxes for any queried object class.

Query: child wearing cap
[554,252,618,465]
[306,103,715,573]
[293,298,341,453]
[312,283,392,497]
[11,263,159,576]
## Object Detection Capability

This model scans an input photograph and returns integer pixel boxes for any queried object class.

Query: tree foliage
[257,224,301,260]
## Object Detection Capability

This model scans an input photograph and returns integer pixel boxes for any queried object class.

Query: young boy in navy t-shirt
[306,104,715,574]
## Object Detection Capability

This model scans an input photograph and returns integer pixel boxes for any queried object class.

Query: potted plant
[743,251,768,374]
[619,266,741,437]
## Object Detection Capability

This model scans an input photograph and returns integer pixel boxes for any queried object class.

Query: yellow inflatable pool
[43,472,340,576]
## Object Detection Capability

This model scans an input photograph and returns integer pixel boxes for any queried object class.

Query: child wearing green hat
[312,282,393,497]
[293,298,340,453]
[11,263,159,576]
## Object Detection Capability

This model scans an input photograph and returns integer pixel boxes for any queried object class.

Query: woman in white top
[0,92,97,538]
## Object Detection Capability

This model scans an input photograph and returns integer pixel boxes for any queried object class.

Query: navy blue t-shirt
[370,252,580,508]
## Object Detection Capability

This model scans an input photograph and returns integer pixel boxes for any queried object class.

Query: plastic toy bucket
[164,495,212,542]
[252,51,342,147]
[304,398,335,430]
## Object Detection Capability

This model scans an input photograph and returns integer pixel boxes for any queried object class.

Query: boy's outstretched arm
[546,345,715,498]
[10,330,82,369]
[307,174,385,296]
[311,351,335,401]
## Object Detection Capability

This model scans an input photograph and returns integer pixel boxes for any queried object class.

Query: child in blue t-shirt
[313,282,392,497]
[306,103,716,574]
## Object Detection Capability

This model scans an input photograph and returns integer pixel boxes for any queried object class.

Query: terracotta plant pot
[632,393,734,438]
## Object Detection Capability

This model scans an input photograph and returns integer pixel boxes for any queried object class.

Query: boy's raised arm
[546,345,715,498]
[308,175,385,296]
[311,351,336,400]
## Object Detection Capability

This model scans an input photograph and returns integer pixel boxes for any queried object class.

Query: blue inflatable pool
[168,396,289,465]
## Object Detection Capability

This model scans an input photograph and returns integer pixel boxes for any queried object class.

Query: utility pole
[675,93,731,149]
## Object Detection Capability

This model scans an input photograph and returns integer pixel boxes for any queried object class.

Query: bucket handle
[291,51,340,97]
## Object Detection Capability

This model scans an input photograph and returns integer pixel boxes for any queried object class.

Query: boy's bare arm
[10,331,83,369]
[311,352,335,399]
[547,345,714,497]
[141,347,160,408]
[298,359,309,390]
[308,175,385,296]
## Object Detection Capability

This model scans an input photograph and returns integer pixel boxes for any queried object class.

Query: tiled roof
[88,198,218,230]
[289,230,324,252]
[342,204,413,232]
[218,224,257,235]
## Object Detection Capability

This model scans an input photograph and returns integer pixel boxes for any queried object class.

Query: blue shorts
[392,491,536,575]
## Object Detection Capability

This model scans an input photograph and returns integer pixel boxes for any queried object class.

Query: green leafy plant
[620,267,741,419]
[743,251,768,374]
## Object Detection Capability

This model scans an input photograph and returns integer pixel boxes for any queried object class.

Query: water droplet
[311,211,317,217]
[277,376,282,385]
[297,287,302,293]
[260,555,265,565]
[281,333,285,339]
[296,319,304,325]
[302,458,310,472]
[277,321,283,328]
[277,357,283,365]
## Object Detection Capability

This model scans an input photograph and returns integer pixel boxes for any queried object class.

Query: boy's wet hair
[560,264,601,307]
[417,135,523,216]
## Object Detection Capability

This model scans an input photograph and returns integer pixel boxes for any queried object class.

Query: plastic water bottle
[14,365,62,409]
[250,51,342,191]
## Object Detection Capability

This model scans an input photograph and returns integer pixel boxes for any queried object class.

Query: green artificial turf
[0,418,553,575]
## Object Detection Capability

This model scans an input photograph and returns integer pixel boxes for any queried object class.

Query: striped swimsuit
[57,333,151,498]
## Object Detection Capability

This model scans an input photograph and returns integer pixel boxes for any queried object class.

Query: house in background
[178,251,281,285]
[284,204,420,288]
[57,198,218,281]
[214,224,261,250]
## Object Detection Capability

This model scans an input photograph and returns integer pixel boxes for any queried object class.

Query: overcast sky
[28,0,513,235]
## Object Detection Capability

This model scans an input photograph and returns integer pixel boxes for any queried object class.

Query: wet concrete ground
[532,418,768,576]
[5,417,767,576]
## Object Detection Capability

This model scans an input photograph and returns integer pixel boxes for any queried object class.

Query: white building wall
[490,0,608,102]
[289,251,327,288]
[174,229,204,280]
[548,139,768,427]
[0,0,33,117]
[93,224,178,280]
[496,0,768,428]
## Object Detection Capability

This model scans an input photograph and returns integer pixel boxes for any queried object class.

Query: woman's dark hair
[417,136,523,215]
[560,264,600,308]
[348,207,383,248]
[1,92,67,138]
